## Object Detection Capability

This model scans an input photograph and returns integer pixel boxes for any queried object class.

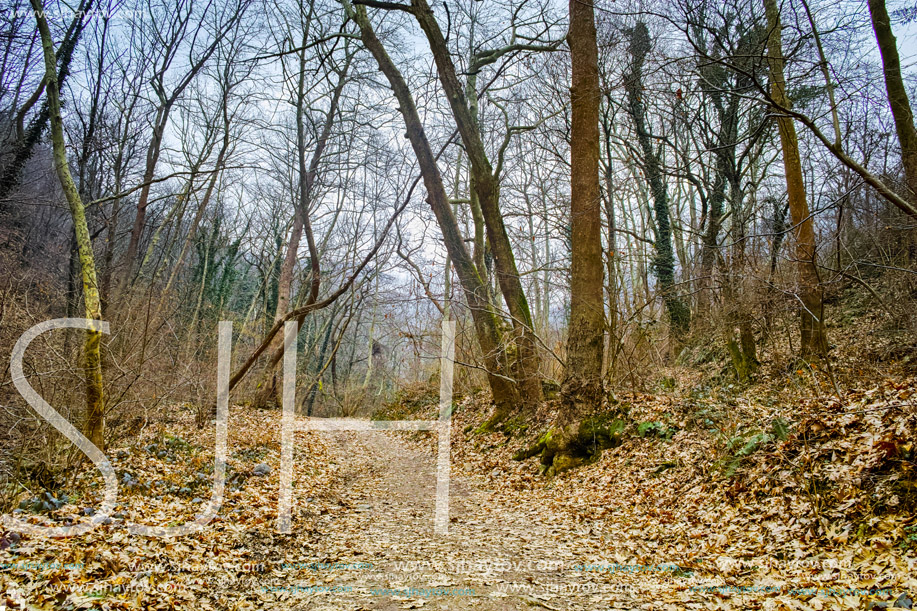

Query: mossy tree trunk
[562,0,605,410]
[868,0,917,204]
[31,0,105,449]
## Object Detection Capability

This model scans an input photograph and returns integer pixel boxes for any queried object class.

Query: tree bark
[32,0,106,449]
[562,0,605,409]
[763,0,828,358]
[868,0,917,203]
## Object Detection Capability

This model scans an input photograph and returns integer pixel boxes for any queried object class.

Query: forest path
[288,427,640,611]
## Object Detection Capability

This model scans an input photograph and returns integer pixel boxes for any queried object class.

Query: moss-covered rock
[575,414,626,454]
[499,414,529,437]
[522,414,627,476]
[551,454,584,474]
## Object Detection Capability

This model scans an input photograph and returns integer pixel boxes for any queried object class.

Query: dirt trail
[283,427,647,611]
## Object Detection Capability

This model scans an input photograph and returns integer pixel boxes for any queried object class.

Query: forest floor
[0,407,665,611]
[3,286,917,611]
[1,374,916,611]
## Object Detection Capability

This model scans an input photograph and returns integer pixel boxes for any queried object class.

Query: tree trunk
[600,98,622,382]
[350,2,521,419]
[32,0,105,449]
[562,0,605,410]
[121,105,170,290]
[868,0,917,203]
[409,0,543,406]
[763,0,828,358]
[699,158,726,309]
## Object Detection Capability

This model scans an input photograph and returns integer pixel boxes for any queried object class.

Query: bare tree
[347,0,523,419]
[119,0,250,290]
[401,0,548,406]
[30,0,105,447]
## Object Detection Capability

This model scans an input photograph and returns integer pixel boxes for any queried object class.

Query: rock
[178,487,192,495]
[121,472,134,484]
[100,517,113,525]
[0,531,20,550]
[253,463,271,476]
[157,450,168,458]
[113,511,126,519]
[81,507,95,516]
[192,497,202,503]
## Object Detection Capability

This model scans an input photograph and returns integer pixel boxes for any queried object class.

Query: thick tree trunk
[350,3,521,418]
[868,0,917,203]
[763,0,828,358]
[562,0,605,410]
[32,0,105,449]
